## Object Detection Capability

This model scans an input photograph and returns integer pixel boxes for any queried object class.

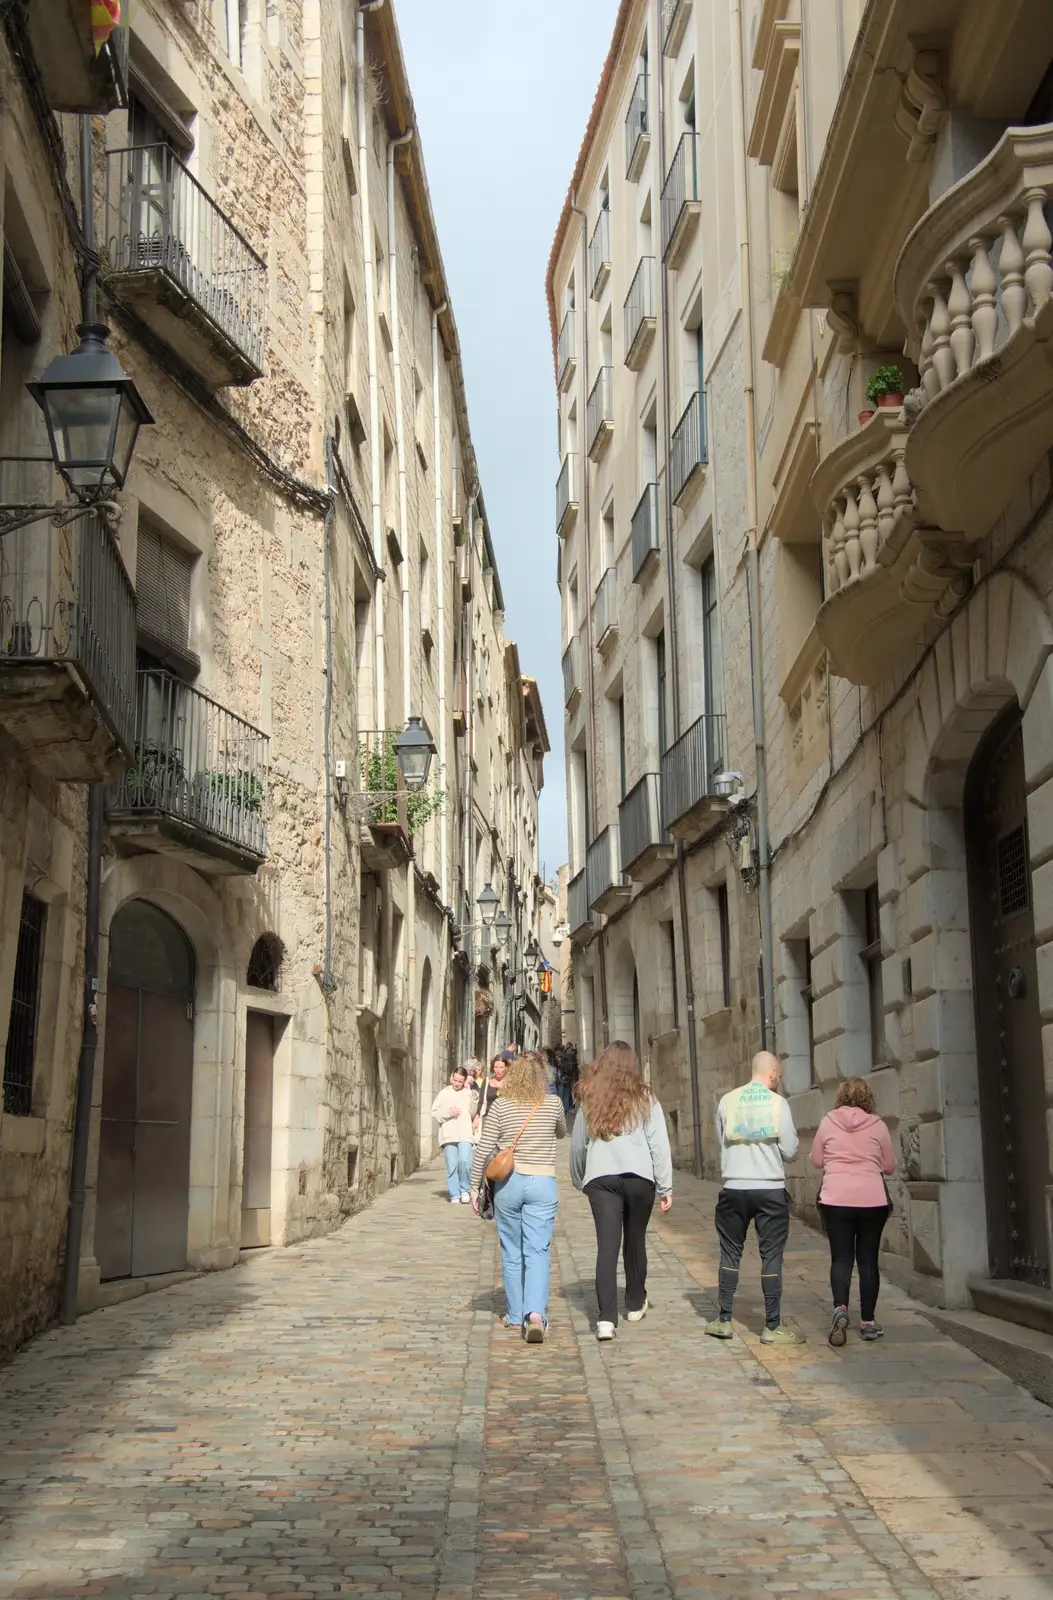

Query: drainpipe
[61,115,103,1324]
[655,0,703,1174]
[358,0,385,735]
[388,126,415,726]
[731,0,775,1048]
[462,492,478,1061]
[568,196,609,1049]
[432,301,449,906]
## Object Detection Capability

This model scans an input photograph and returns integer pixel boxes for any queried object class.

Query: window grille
[3,893,46,1116]
[247,933,283,992]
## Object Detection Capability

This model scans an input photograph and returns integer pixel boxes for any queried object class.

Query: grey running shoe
[829,1305,849,1348]
[860,1320,884,1341]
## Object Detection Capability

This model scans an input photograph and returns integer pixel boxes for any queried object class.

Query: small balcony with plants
[355,728,445,873]
[0,488,136,782]
[625,73,650,181]
[660,711,728,843]
[624,256,656,370]
[619,772,673,884]
[661,133,700,268]
[30,0,128,113]
[107,670,268,874]
[104,145,266,391]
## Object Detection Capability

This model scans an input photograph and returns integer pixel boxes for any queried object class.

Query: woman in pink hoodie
[810,1078,896,1347]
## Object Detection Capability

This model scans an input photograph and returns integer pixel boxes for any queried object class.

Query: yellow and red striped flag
[91,0,120,55]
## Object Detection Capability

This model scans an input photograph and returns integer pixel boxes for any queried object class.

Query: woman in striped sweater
[471,1051,567,1342]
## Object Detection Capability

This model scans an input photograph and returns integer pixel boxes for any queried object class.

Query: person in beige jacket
[431,1066,477,1205]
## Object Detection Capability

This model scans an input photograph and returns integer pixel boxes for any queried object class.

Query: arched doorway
[965,704,1049,1287]
[96,900,195,1281]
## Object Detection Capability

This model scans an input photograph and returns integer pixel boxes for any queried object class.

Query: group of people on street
[436,1031,898,1353]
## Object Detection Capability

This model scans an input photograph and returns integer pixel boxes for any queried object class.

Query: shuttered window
[136,522,199,676]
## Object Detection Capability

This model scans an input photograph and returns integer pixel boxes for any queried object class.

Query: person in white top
[431,1067,477,1204]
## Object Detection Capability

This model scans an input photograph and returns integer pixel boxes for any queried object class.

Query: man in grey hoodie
[706,1051,805,1346]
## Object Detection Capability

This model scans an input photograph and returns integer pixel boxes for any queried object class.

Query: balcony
[624,256,656,371]
[631,482,660,581]
[619,772,674,884]
[458,538,472,598]
[661,133,700,267]
[625,73,650,181]
[593,567,619,655]
[662,0,692,55]
[587,367,614,461]
[562,638,580,712]
[568,867,593,944]
[589,209,611,300]
[30,0,128,113]
[557,308,576,392]
[556,452,579,537]
[670,391,707,504]
[893,120,1053,544]
[453,665,467,736]
[810,407,967,686]
[586,824,631,917]
[107,671,268,875]
[660,712,728,842]
[0,498,135,781]
[104,145,266,391]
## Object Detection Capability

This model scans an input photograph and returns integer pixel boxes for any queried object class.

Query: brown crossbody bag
[485,1101,542,1183]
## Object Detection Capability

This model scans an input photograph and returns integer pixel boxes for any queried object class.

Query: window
[247,932,283,991]
[662,919,678,1028]
[717,883,731,1008]
[655,629,668,754]
[801,939,815,1085]
[616,694,626,800]
[862,885,885,1067]
[225,0,249,70]
[701,554,722,718]
[136,520,198,677]
[3,893,46,1116]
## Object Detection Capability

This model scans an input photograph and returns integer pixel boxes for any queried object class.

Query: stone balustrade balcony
[893,121,1053,540]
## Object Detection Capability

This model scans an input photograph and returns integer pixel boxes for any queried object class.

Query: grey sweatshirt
[716,1086,798,1190]
[570,1099,674,1196]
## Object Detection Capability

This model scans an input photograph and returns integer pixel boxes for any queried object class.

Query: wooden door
[241,1011,274,1248]
[966,706,1050,1286]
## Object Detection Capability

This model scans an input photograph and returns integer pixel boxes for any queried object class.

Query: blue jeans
[494,1172,558,1324]
[442,1141,473,1199]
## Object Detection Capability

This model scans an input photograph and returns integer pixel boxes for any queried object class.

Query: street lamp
[524,939,540,973]
[493,908,513,948]
[394,716,435,792]
[29,323,153,499]
[477,882,500,928]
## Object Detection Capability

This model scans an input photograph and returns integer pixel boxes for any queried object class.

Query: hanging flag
[92,0,120,55]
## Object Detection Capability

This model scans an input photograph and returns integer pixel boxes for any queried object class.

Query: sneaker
[829,1305,849,1348]
[626,1297,649,1323]
[459,1193,472,1204]
[705,1318,734,1340]
[596,1320,616,1341]
[449,1196,460,1205]
[523,1314,546,1344]
[502,1315,521,1329]
[860,1320,884,1341]
[760,1324,807,1346]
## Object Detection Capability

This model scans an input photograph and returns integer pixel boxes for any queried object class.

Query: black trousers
[820,1203,890,1321]
[714,1187,790,1330]
[585,1173,656,1325]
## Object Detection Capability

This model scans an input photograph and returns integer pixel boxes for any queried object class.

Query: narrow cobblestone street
[3,1161,1053,1600]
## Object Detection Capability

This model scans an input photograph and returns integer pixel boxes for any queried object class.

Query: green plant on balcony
[126,739,185,807]
[191,767,264,817]
[865,364,904,408]
[361,731,445,837]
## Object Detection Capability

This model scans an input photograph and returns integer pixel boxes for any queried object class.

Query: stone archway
[897,571,1053,1305]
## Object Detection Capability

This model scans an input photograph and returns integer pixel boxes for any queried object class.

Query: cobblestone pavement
[2,1159,1053,1600]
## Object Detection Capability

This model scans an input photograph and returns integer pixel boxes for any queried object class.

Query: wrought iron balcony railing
[568,866,590,935]
[556,452,579,536]
[619,772,665,872]
[661,712,727,832]
[631,482,660,580]
[557,308,576,389]
[625,73,649,178]
[589,208,611,299]
[587,366,614,460]
[586,823,625,911]
[108,670,268,861]
[661,132,699,261]
[105,145,266,381]
[670,390,707,504]
[562,637,579,707]
[593,566,619,651]
[624,256,656,369]
[0,499,136,776]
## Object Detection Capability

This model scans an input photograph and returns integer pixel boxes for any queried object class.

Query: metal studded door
[965,705,1049,1286]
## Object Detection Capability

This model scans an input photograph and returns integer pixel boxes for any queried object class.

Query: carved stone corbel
[894,47,947,165]
[826,282,859,353]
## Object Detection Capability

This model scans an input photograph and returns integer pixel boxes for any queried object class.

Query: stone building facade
[0,0,545,1360]
[553,0,1053,1338]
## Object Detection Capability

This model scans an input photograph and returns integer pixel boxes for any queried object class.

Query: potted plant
[862,364,904,424]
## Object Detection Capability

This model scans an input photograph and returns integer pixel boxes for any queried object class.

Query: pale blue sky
[396,0,620,879]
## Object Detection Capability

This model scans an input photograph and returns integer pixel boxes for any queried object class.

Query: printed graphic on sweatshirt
[724,1082,781,1143]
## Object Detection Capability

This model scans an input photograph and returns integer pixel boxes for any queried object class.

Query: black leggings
[585,1173,656,1324]
[821,1203,890,1321]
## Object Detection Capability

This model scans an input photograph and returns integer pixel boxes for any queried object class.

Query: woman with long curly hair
[570,1041,672,1341]
[469,1050,567,1342]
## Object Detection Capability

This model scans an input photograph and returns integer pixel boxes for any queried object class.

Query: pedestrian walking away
[556,1044,579,1115]
[708,1050,805,1345]
[431,1067,477,1204]
[470,1050,566,1341]
[811,1076,897,1345]
[570,1040,672,1341]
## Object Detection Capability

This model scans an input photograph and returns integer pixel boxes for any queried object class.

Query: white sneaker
[459,1193,472,1204]
[626,1298,649,1323]
[449,1196,460,1204]
[596,1321,616,1341]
